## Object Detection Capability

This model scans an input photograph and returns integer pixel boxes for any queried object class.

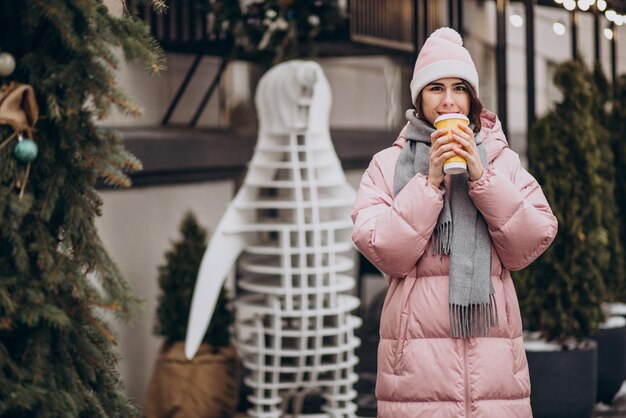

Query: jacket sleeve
[468,148,558,271]
[351,153,445,277]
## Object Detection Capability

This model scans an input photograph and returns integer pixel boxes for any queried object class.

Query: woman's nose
[442,91,455,106]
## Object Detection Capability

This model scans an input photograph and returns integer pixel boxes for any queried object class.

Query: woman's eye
[454,86,467,92]
[430,86,443,91]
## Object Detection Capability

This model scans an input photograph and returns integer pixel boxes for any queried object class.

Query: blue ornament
[14,138,38,163]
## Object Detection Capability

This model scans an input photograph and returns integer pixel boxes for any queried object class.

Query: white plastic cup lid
[434,113,470,125]
[444,161,467,174]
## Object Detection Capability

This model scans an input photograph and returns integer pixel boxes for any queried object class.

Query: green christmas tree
[516,59,609,344]
[611,73,626,301]
[590,63,625,302]
[154,212,233,349]
[0,1,163,417]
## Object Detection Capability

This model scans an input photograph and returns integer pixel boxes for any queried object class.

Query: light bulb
[553,22,566,35]
[604,28,614,39]
[606,10,617,21]
[509,14,523,27]
[563,0,576,10]
[597,0,607,11]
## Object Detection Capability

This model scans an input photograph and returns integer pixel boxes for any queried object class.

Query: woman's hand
[451,124,484,182]
[428,128,459,188]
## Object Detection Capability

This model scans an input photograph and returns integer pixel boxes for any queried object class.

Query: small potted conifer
[515,59,617,417]
[145,212,238,418]
[587,63,626,406]
[608,73,626,308]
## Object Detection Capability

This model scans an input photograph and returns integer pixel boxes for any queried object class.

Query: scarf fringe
[432,220,451,256]
[449,296,499,339]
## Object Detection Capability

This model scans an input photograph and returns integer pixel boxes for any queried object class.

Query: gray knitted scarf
[393,109,498,338]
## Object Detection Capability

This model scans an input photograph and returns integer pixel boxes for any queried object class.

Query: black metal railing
[131,0,230,126]
[135,0,230,55]
[350,0,415,52]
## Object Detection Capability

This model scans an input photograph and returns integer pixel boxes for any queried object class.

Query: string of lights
[553,0,625,27]
[508,0,621,39]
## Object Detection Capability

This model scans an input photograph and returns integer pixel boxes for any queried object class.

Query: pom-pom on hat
[410,27,479,106]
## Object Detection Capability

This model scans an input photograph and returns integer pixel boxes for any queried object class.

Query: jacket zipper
[392,276,418,375]
[392,315,408,374]
[463,339,471,417]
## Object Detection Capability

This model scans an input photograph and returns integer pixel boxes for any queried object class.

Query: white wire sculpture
[185,60,361,418]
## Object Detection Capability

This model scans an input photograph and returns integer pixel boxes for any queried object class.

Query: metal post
[176,0,184,42]
[150,6,158,37]
[594,5,600,64]
[423,0,430,40]
[448,0,455,30]
[189,0,196,43]
[457,0,464,35]
[496,0,508,136]
[163,2,170,43]
[571,9,578,60]
[611,22,617,100]
[413,0,422,56]
[525,0,536,131]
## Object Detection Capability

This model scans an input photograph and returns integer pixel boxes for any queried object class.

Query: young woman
[351,27,557,417]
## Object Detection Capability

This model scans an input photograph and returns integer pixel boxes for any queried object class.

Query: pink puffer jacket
[351,110,557,418]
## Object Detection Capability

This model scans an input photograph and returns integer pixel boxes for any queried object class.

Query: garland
[205,0,344,64]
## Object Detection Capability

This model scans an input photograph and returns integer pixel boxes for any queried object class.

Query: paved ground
[594,384,626,417]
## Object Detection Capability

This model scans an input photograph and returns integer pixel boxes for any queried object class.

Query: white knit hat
[410,27,479,106]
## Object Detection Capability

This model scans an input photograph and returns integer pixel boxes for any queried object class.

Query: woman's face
[419,77,470,125]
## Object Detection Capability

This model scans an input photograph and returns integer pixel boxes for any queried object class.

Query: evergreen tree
[516,60,608,344]
[611,74,626,301]
[0,1,163,417]
[154,212,233,349]
[589,63,625,302]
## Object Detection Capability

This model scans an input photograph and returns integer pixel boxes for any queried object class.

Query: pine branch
[0,0,161,415]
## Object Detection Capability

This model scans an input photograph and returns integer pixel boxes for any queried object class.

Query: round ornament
[0,52,16,77]
[14,137,38,162]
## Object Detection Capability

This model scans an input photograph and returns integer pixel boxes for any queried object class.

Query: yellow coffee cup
[434,113,470,175]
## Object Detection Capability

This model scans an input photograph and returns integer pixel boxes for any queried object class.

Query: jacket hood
[393,109,508,164]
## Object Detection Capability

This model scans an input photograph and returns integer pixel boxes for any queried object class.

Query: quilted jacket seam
[377,397,530,403]
[476,397,532,402]
[377,399,460,404]
[408,274,501,280]
[391,204,429,242]
[505,220,558,271]
[379,335,524,341]
[392,174,443,241]
[491,199,524,234]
